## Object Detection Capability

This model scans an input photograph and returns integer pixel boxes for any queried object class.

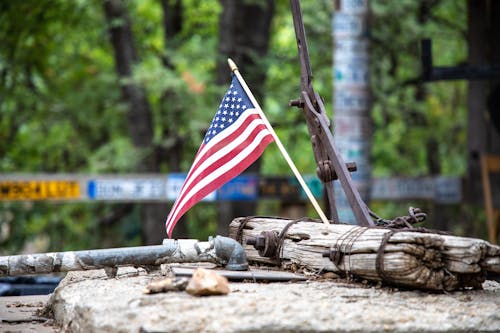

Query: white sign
[334,62,369,86]
[335,39,369,62]
[434,176,462,203]
[339,0,369,14]
[88,179,166,200]
[333,13,367,38]
[334,89,371,112]
[370,177,461,203]
[334,115,372,138]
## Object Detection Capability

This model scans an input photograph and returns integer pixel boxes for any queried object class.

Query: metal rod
[0,236,248,277]
[290,0,313,92]
[421,38,500,81]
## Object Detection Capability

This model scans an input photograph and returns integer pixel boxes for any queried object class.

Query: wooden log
[229,217,500,291]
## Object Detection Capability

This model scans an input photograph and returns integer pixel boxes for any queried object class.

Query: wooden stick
[227,58,330,225]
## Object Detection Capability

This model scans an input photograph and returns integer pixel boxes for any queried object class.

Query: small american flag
[165,74,275,237]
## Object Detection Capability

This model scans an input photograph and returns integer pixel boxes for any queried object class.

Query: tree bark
[417,1,450,232]
[104,0,177,245]
[215,0,275,235]
[103,0,154,153]
[161,0,182,43]
[156,0,189,240]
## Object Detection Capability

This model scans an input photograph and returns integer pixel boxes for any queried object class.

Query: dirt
[0,295,59,333]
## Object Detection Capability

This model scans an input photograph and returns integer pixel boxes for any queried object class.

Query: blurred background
[0,0,499,266]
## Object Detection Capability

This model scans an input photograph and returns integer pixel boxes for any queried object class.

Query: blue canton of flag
[204,80,252,144]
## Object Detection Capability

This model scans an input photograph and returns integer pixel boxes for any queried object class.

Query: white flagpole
[228,58,330,225]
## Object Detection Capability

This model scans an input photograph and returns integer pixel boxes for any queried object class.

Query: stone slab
[50,267,500,333]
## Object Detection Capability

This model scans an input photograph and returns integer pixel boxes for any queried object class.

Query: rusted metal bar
[289,0,374,226]
[172,267,307,282]
[421,39,500,81]
[0,236,248,277]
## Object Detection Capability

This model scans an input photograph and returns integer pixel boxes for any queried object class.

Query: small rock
[144,277,189,294]
[186,268,230,296]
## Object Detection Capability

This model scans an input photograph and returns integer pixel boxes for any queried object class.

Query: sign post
[332,0,372,223]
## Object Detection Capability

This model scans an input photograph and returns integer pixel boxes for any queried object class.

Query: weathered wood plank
[229,217,500,291]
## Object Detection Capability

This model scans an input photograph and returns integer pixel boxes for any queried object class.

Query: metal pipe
[212,236,248,271]
[0,236,248,277]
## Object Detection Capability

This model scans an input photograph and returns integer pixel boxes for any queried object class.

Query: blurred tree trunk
[104,0,188,244]
[104,0,154,153]
[156,0,189,239]
[215,0,275,235]
[417,0,449,232]
[466,0,500,206]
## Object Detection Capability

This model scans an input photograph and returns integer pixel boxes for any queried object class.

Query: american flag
[165,74,275,237]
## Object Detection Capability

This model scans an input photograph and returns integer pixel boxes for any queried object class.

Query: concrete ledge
[50,267,500,333]
[0,295,58,332]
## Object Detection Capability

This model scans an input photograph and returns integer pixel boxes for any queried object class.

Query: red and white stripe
[165,108,274,237]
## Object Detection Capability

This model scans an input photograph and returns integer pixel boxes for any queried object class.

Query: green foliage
[370,0,467,177]
[262,0,332,176]
[0,0,471,253]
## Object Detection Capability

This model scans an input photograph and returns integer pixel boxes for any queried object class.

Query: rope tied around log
[373,227,449,284]
[231,216,499,291]
[275,218,314,263]
[235,216,294,245]
[325,207,446,283]
[327,226,368,275]
[239,216,319,265]
[375,230,396,282]
[328,227,423,283]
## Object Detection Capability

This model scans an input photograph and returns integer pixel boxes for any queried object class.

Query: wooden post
[481,155,500,243]
[230,217,500,291]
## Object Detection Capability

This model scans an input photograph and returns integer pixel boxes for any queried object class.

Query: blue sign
[290,176,323,199]
[217,175,258,201]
